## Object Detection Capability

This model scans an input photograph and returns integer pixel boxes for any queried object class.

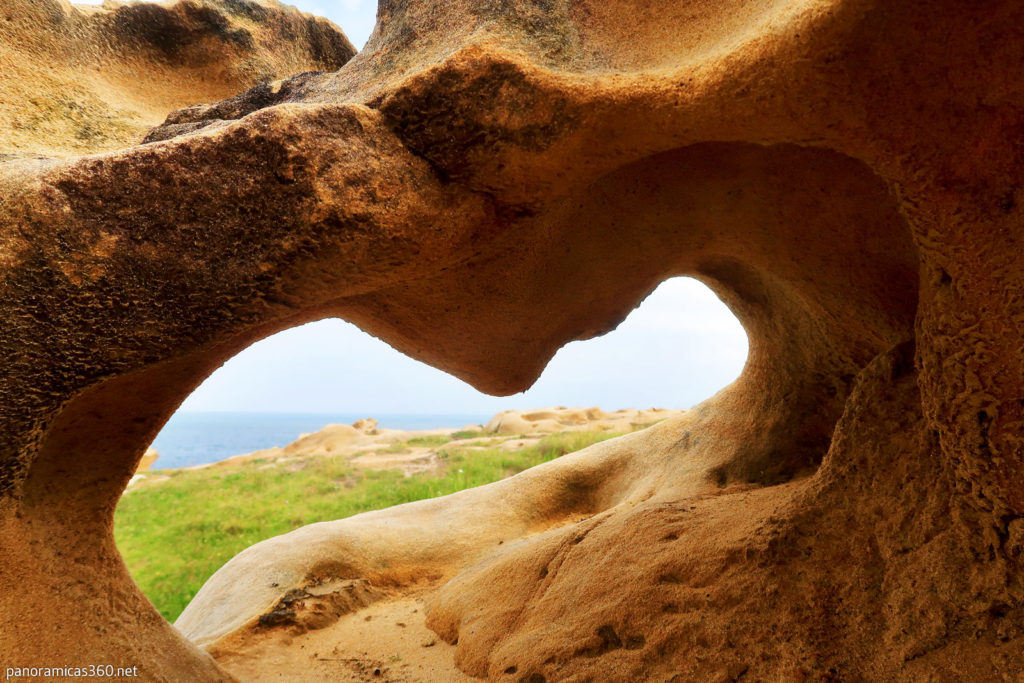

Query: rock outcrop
[2,0,1024,680]
[484,407,679,436]
[136,446,159,472]
[162,408,677,479]
[0,0,354,158]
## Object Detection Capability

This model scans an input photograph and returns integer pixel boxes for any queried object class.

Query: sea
[149,412,492,470]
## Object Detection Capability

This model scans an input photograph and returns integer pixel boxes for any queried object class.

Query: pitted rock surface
[0,0,354,158]
[2,0,1023,680]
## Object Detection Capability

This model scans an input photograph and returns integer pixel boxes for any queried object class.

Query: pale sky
[177,6,749,416]
[181,278,748,414]
[291,0,378,48]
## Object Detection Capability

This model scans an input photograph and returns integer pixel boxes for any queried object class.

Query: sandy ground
[211,594,473,682]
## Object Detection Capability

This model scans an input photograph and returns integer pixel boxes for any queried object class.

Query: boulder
[136,447,159,472]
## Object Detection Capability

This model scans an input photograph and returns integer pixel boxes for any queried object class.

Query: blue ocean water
[149,412,491,469]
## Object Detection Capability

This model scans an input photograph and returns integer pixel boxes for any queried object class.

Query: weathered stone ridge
[1,0,1023,680]
[0,0,355,157]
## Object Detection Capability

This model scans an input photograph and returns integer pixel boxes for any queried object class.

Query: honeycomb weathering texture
[1,0,1023,680]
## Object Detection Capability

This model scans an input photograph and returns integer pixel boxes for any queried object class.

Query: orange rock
[2,0,1024,680]
[135,447,159,473]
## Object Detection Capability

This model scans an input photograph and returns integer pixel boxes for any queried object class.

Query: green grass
[114,430,620,622]
[450,429,485,440]
[630,419,666,431]
[405,434,451,447]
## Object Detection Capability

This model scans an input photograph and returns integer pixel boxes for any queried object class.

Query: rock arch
[2,0,1023,679]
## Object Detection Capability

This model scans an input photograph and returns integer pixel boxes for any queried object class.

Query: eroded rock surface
[0,0,354,158]
[1,0,1023,680]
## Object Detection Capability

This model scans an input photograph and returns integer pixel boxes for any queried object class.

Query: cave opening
[115,275,748,622]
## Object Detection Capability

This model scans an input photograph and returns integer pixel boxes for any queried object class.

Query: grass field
[114,430,620,622]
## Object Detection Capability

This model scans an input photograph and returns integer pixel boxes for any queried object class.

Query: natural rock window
[115,275,747,643]
[2,0,1023,680]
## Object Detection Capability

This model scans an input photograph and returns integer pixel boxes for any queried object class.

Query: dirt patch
[213,596,473,682]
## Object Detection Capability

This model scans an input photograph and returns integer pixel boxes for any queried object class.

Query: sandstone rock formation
[2,0,1024,680]
[0,0,354,158]
[162,407,677,480]
[484,407,679,436]
[136,446,159,472]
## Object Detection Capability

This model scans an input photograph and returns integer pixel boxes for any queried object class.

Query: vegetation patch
[406,434,451,447]
[450,429,486,440]
[115,430,620,622]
